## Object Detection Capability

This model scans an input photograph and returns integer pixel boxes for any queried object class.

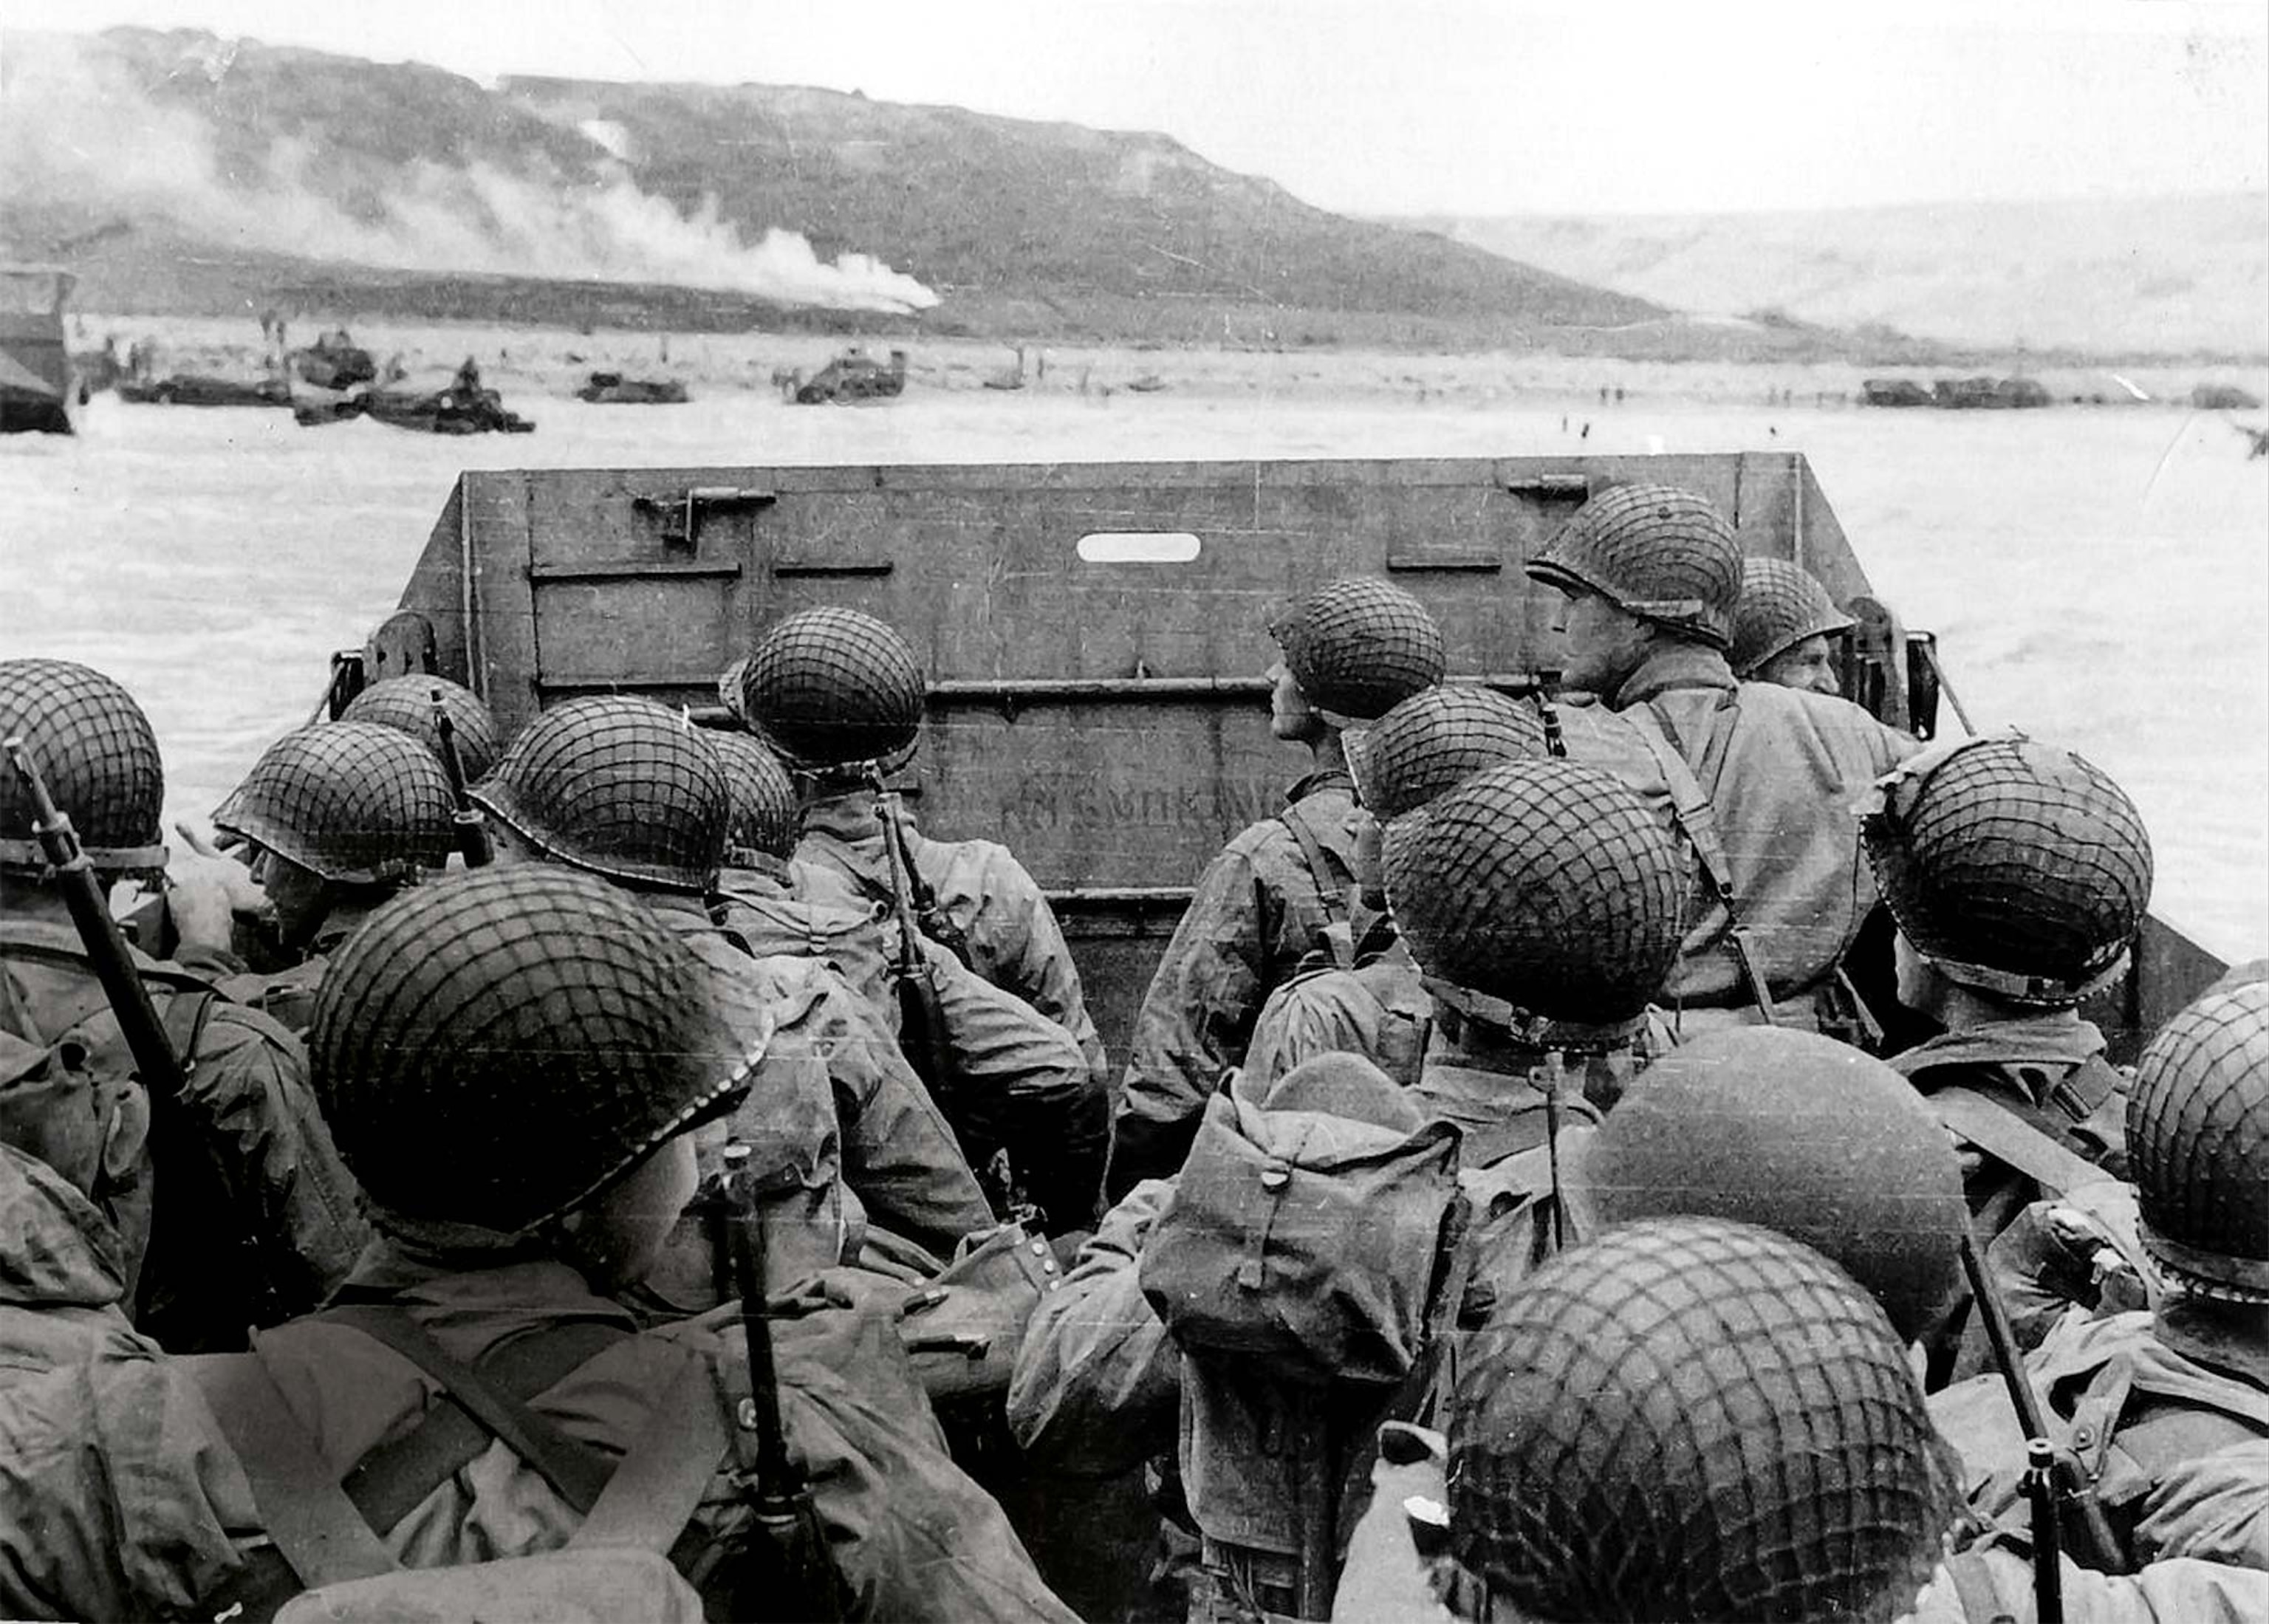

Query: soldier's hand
[169,822,267,911]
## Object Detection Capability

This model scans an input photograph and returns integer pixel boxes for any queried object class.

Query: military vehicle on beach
[575,371,691,404]
[792,346,908,404]
[304,450,2229,1061]
[0,264,82,434]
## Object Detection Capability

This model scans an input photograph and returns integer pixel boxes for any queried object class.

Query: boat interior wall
[370,452,2211,1063]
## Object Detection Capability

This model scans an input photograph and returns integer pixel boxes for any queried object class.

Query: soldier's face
[1547,588,1650,696]
[1757,635,1840,696]
[1267,659,1324,743]
[249,846,330,945]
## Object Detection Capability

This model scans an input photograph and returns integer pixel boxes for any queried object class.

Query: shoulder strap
[318,1303,614,1515]
[1275,806,1351,934]
[340,1317,629,1534]
[182,1351,400,1590]
[569,1349,733,1555]
[1621,702,1742,910]
[1931,1086,2116,1197]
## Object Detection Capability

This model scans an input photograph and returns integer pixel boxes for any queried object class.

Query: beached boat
[115,373,293,408]
[295,382,533,434]
[307,450,2227,1058]
[0,265,81,434]
[575,371,690,404]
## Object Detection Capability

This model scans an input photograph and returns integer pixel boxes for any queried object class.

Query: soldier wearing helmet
[0,657,369,1354]
[0,868,1082,1623]
[1109,576,1446,1196]
[206,721,456,1031]
[1244,684,1540,1092]
[1731,555,1854,694]
[1862,734,2152,1355]
[338,673,502,781]
[703,722,1104,1241]
[1527,483,1915,1033]
[470,695,996,1267]
[742,609,1110,1097]
[1926,979,2269,1583]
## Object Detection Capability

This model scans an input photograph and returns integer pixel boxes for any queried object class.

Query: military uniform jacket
[796,792,1106,1086]
[1245,932,1432,1093]
[0,913,370,1352]
[0,1242,1081,1623]
[1609,645,1914,1010]
[1112,768,1362,1194]
[1931,1301,2269,1569]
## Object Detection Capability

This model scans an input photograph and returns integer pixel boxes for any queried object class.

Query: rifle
[1958,1227,2123,1579]
[716,1142,846,1623]
[869,772,965,1115]
[430,688,493,867]
[4,736,189,1101]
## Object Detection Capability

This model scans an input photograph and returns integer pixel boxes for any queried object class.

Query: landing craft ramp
[345,451,2224,1062]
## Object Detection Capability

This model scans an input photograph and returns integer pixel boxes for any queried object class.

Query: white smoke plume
[0,32,940,314]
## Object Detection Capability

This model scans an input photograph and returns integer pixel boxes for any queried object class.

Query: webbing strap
[1276,807,1351,937]
[1931,1086,2115,1197]
[341,1318,628,1533]
[319,1303,614,1515]
[182,1350,400,1591]
[569,1351,732,1553]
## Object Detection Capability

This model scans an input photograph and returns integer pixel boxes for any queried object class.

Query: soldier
[1731,555,1853,695]
[1860,733,2151,1258]
[1245,685,1544,1091]
[469,695,994,1267]
[0,867,1081,1623]
[207,721,456,1029]
[740,609,1108,1089]
[0,657,368,1352]
[706,724,1105,1238]
[338,672,502,781]
[1929,979,2269,1576]
[1110,575,1446,1196]
[1332,1216,2266,1624]
[1527,482,1915,1031]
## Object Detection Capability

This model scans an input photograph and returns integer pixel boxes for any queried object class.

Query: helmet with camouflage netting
[709,729,801,868]
[1525,483,1745,650]
[1448,1218,1959,1624]
[212,722,455,885]
[1346,683,1545,821]
[1381,758,1683,1049]
[309,866,759,1236]
[1731,557,1855,678]
[469,696,730,894]
[1860,731,2153,1007]
[1579,1027,1968,1340]
[2126,979,2269,1303]
[1268,576,1446,722]
[0,658,167,877]
[339,674,502,781]
[736,608,925,769]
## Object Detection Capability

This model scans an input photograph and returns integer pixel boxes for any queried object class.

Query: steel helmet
[1448,1218,1958,1624]
[212,722,456,885]
[1731,557,1855,678]
[308,866,759,1237]
[1525,483,1744,650]
[470,696,730,894]
[1346,684,1545,822]
[1861,732,2153,1007]
[2127,980,2269,1302]
[1581,1027,1968,1341]
[708,729,801,867]
[736,608,925,768]
[1381,758,1683,1047]
[1268,576,1446,722]
[339,674,502,781]
[0,658,167,874]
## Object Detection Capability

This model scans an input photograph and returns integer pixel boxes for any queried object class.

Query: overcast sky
[4,0,2264,215]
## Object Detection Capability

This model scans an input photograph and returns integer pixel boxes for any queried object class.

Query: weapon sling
[430,688,493,867]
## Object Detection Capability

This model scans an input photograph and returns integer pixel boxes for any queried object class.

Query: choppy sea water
[2,387,2262,960]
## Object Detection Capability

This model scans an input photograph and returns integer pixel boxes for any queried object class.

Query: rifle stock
[429,688,493,867]
[4,736,189,1101]
[719,1142,846,1623]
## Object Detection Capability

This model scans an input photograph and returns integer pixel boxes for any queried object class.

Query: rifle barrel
[4,737,189,1100]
